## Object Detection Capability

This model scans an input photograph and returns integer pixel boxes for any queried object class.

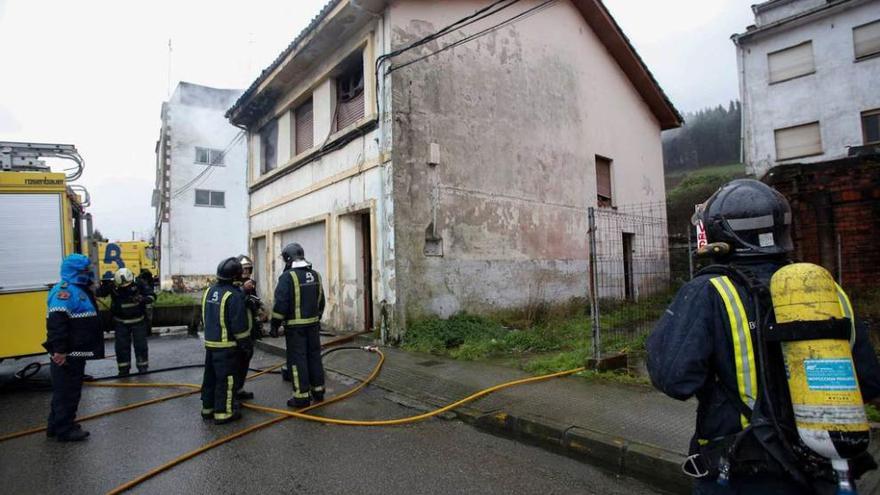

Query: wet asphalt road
[0,335,666,495]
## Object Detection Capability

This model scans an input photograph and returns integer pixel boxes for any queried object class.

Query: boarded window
[295,99,314,156]
[768,41,814,83]
[260,119,278,174]
[863,109,880,145]
[854,20,880,60]
[335,58,365,131]
[195,189,225,207]
[775,122,822,160]
[596,156,613,208]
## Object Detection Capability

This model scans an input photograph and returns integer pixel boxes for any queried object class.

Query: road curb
[254,339,691,493]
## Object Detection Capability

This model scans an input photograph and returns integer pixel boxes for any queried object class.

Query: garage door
[277,221,327,294]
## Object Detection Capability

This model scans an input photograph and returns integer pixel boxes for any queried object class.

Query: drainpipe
[732,34,748,173]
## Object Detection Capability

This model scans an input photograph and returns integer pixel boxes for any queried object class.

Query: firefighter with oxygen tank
[647,179,880,494]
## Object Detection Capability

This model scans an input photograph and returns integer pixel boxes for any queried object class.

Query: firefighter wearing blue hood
[43,254,104,442]
[647,179,880,494]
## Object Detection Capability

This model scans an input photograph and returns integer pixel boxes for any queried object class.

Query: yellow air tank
[770,263,869,491]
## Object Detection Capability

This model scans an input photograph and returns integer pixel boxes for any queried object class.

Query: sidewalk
[256,337,880,494]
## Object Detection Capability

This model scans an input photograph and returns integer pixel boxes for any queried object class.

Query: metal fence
[587,202,693,364]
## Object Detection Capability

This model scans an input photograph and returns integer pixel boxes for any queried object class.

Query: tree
[662,101,742,172]
[92,229,108,242]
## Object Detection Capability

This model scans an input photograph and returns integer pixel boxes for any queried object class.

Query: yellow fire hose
[106,348,584,495]
[105,349,387,495]
[0,364,283,443]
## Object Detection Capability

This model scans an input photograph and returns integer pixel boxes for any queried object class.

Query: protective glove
[269,321,282,338]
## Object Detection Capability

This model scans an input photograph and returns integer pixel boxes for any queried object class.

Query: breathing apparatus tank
[770,263,870,494]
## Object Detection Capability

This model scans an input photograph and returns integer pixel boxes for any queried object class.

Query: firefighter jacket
[43,255,104,359]
[271,262,325,329]
[201,282,249,349]
[239,278,263,339]
[646,261,880,455]
[96,279,155,324]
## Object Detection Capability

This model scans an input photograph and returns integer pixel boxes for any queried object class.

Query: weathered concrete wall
[160,83,247,290]
[388,0,667,332]
[738,1,880,177]
[754,0,828,27]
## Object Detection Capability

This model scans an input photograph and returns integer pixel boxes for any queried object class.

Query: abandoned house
[226,0,682,341]
[733,0,880,287]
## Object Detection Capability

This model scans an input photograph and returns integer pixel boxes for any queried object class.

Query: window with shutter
[335,61,365,131]
[768,41,814,84]
[295,99,314,156]
[595,156,613,208]
[260,119,278,174]
[774,122,822,160]
[854,20,880,60]
[862,109,880,145]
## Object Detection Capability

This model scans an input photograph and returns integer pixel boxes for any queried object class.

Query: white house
[153,82,248,291]
[733,0,880,178]
[226,0,681,340]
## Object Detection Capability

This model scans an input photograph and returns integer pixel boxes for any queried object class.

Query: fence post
[588,207,601,365]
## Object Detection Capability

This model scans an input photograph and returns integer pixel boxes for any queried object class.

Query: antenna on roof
[167,38,173,98]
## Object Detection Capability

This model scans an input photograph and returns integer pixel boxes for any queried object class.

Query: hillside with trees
[663,101,742,173]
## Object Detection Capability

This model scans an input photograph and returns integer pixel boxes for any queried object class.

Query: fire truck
[0,142,93,361]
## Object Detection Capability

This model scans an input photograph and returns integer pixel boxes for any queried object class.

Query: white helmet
[114,268,135,287]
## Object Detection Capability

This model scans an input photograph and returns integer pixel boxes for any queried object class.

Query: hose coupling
[362,345,379,353]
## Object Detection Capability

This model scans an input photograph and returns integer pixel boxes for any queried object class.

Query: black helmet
[216,257,243,281]
[281,243,305,263]
[700,179,793,259]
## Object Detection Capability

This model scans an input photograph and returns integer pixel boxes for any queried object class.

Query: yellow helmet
[114,268,135,287]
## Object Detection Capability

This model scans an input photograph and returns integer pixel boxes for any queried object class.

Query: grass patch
[867,404,880,423]
[403,294,675,384]
[96,290,196,310]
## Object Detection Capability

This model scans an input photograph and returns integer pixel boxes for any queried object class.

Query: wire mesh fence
[587,202,693,364]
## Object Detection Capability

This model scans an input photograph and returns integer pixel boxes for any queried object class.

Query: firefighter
[646,179,880,494]
[270,243,326,408]
[233,254,263,400]
[44,254,104,442]
[200,257,250,424]
[97,267,155,375]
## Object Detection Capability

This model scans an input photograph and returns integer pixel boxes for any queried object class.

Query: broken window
[295,99,314,156]
[260,118,278,174]
[194,189,225,208]
[596,156,613,208]
[863,109,880,145]
[774,122,822,160]
[767,41,814,84]
[195,147,210,164]
[853,20,880,60]
[335,55,365,131]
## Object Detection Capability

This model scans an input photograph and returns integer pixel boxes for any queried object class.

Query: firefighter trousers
[114,320,149,371]
[235,339,254,392]
[47,358,86,436]
[285,324,324,403]
[200,348,238,420]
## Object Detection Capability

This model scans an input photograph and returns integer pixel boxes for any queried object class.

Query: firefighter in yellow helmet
[96,267,155,375]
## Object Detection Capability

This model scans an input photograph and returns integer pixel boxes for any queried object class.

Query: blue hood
[60,254,94,286]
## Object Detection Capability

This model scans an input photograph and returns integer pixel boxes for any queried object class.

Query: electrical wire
[171,130,245,199]
[388,0,557,74]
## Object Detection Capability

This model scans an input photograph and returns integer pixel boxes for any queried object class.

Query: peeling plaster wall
[388,0,667,332]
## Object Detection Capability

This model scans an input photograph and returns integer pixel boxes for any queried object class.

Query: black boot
[214,411,242,425]
[235,390,254,400]
[56,428,90,442]
[287,397,310,409]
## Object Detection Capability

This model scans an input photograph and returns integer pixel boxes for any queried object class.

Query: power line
[373,0,522,121]
[171,130,245,199]
[388,0,557,74]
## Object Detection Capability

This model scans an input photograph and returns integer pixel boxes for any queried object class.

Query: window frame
[595,155,614,208]
[194,189,226,208]
[195,146,224,166]
[767,41,816,85]
[194,147,210,164]
[294,98,315,157]
[774,121,824,161]
[862,109,880,146]
[853,19,880,61]
[260,119,279,175]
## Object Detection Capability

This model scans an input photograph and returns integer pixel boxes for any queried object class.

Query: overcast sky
[0,0,755,241]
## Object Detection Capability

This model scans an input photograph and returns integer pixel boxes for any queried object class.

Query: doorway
[339,211,374,332]
[622,232,635,301]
